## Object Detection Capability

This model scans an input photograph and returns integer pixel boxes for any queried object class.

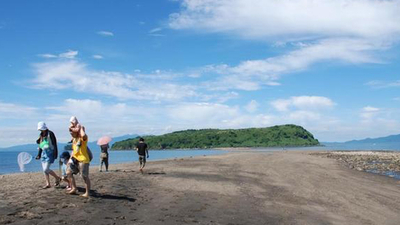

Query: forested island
[111,124,319,150]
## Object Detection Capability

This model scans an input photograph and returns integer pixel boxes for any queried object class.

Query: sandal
[42,185,51,189]
[55,177,61,187]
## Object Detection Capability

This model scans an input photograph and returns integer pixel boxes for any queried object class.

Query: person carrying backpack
[36,121,61,189]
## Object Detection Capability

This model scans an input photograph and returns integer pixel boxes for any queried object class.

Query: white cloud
[149,27,162,33]
[31,60,197,101]
[97,31,114,36]
[366,80,400,89]
[38,54,57,58]
[271,96,335,112]
[149,27,165,37]
[196,38,381,91]
[169,0,400,91]
[245,100,259,113]
[0,101,38,119]
[363,106,380,112]
[38,50,78,59]
[59,50,78,59]
[361,106,380,121]
[92,55,103,59]
[169,0,400,41]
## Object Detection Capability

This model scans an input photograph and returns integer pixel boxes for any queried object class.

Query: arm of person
[35,136,42,159]
[36,148,42,160]
[146,146,149,158]
[49,131,58,159]
[80,126,86,140]
[69,124,81,133]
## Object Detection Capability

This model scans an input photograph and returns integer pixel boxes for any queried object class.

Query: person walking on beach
[136,138,149,172]
[66,126,91,197]
[99,144,109,172]
[59,151,72,190]
[36,122,61,189]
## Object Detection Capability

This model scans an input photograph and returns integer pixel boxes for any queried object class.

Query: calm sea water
[0,149,228,175]
[2,145,399,175]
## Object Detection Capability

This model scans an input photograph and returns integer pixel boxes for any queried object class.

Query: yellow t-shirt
[72,137,90,163]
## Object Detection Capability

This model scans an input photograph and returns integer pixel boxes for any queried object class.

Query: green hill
[111,124,319,150]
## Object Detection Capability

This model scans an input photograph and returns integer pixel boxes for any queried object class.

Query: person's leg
[48,169,61,186]
[80,163,90,197]
[139,156,143,171]
[99,159,103,172]
[105,157,109,171]
[140,156,146,170]
[66,166,77,194]
[42,162,51,188]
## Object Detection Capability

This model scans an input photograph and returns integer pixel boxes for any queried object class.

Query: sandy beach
[1,150,400,225]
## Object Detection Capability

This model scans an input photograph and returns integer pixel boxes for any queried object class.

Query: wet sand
[1,151,400,225]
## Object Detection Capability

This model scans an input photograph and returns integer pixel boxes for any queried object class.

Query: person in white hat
[36,121,61,189]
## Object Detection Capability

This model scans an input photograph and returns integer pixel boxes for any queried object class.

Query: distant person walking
[66,126,91,197]
[36,122,61,189]
[99,144,109,172]
[136,138,149,172]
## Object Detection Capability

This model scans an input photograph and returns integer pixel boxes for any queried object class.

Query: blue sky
[1,0,400,147]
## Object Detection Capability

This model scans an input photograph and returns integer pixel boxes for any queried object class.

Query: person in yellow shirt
[66,126,91,198]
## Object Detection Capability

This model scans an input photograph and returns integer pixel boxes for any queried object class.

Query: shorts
[41,161,52,174]
[61,164,67,177]
[139,155,146,165]
[67,162,89,178]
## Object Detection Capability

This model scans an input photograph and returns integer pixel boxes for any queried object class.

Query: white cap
[70,116,78,124]
[37,121,48,131]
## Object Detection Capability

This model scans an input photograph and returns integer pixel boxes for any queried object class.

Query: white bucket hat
[37,121,48,131]
[70,116,78,124]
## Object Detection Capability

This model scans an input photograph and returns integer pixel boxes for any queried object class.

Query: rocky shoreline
[312,151,400,179]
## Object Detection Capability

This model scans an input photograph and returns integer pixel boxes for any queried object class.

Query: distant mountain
[323,134,400,150]
[346,134,400,144]
[112,125,320,150]
[0,134,139,152]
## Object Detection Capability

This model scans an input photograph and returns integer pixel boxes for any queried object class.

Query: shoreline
[2,151,400,224]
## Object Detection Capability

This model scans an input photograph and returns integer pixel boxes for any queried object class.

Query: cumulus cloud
[169,0,400,41]
[271,96,335,112]
[31,60,197,101]
[97,31,114,36]
[245,100,259,113]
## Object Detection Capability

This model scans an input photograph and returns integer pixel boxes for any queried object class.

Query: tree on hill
[111,124,319,150]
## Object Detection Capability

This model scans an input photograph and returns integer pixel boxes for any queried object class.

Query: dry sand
[1,151,400,225]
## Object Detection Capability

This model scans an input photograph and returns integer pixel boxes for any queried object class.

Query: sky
[1,0,400,147]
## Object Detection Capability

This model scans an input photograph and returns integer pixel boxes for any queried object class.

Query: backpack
[87,147,93,162]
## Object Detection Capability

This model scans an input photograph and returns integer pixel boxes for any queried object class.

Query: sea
[1,144,399,175]
[0,149,228,175]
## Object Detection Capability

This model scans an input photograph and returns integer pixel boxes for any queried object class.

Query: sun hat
[70,116,78,124]
[37,121,48,131]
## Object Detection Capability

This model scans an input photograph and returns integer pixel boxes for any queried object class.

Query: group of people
[35,116,149,197]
